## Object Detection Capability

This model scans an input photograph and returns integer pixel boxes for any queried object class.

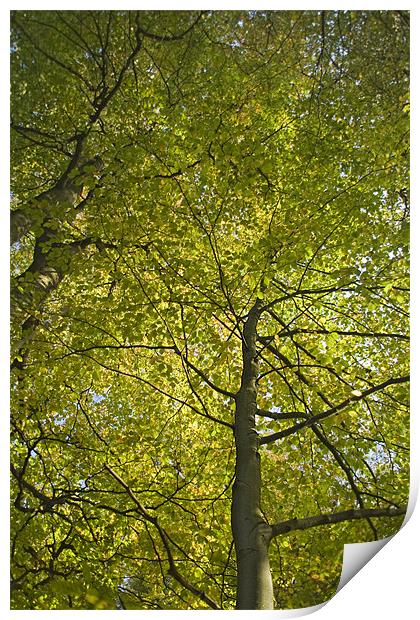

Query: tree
[10,10,409,610]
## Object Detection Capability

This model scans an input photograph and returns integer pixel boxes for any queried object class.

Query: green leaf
[10,9,409,612]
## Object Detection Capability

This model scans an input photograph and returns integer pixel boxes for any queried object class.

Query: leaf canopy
[10,10,409,610]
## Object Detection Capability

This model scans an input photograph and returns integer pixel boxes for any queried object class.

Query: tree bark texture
[232,300,273,609]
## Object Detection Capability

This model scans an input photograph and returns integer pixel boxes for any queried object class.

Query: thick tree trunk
[11,208,32,246]
[11,177,85,247]
[12,227,66,316]
[232,300,273,609]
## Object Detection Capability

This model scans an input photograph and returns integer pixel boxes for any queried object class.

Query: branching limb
[104,465,221,610]
[270,506,406,539]
[274,327,409,341]
[173,346,236,399]
[259,374,410,445]
[256,408,307,421]
[135,11,205,42]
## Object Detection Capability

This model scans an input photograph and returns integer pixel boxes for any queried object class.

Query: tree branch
[260,375,409,445]
[173,346,236,399]
[105,464,221,609]
[278,327,409,340]
[261,283,356,312]
[270,506,406,539]
[256,409,307,421]
[136,12,205,42]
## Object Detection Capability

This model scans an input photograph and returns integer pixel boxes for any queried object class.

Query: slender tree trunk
[232,300,273,609]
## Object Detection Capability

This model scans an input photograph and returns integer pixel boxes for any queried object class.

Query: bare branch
[173,346,236,399]
[105,464,221,610]
[136,12,205,42]
[260,375,409,445]
[273,327,409,341]
[256,409,307,421]
[270,506,406,539]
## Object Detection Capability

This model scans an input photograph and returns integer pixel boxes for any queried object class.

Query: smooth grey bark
[232,300,273,610]
[11,208,33,245]
[10,137,90,247]
[13,227,63,305]
[10,148,104,244]
[10,186,80,246]
[11,154,106,319]
[270,506,407,538]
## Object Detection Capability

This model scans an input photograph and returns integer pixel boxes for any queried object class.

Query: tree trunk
[12,227,65,316]
[232,300,273,609]
[11,208,32,246]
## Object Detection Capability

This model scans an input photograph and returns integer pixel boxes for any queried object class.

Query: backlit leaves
[11,10,409,610]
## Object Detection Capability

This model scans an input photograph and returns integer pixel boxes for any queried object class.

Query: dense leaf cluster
[10,10,409,610]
